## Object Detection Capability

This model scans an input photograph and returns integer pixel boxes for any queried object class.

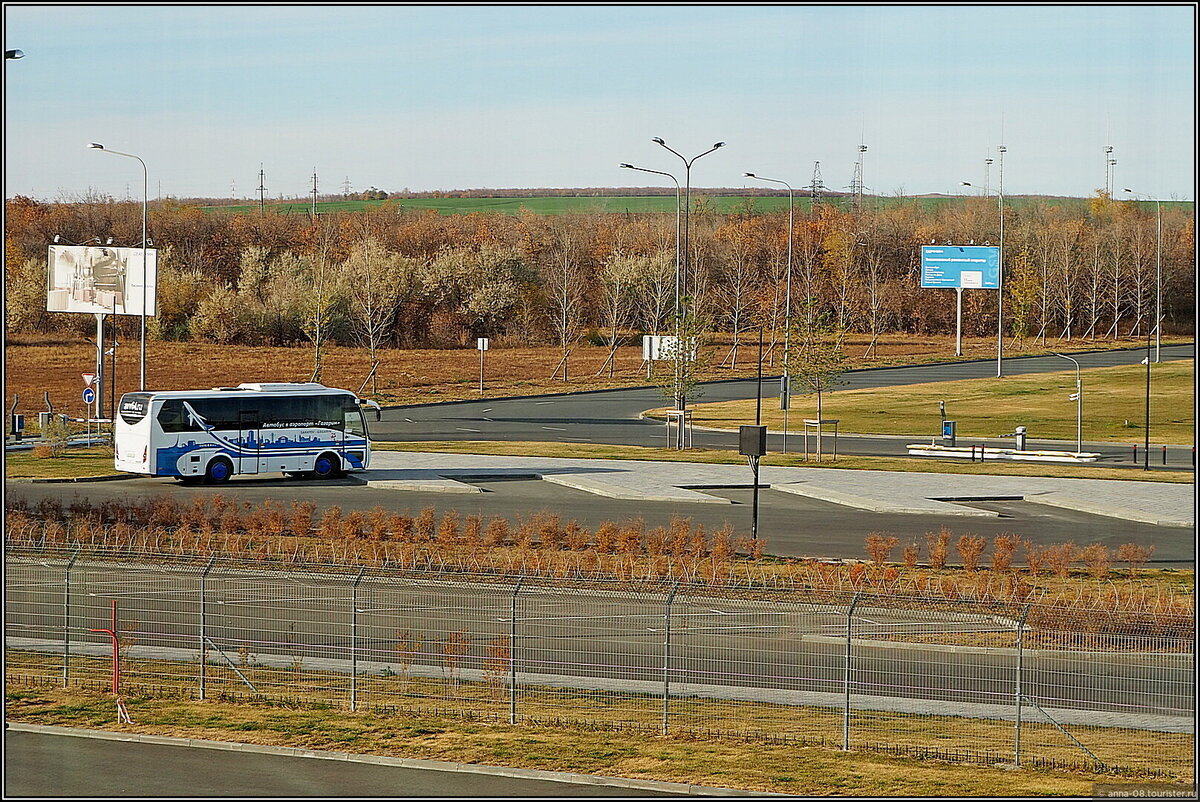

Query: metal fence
[4,549,1193,779]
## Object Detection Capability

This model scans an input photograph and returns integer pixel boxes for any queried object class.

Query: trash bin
[1015,425,1027,451]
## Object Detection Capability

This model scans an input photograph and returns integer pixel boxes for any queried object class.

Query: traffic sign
[82,387,96,405]
[82,373,96,386]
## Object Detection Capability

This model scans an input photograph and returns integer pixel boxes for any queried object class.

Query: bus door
[239,409,259,475]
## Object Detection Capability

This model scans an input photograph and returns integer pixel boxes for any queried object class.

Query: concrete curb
[770,482,999,518]
[1026,494,1194,529]
[3,723,774,797]
[7,473,135,484]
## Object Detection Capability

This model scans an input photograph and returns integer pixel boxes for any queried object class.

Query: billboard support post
[955,287,964,356]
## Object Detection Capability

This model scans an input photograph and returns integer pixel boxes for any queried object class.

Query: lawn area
[4,446,121,480]
[671,360,1195,445]
[5,682,1187,794]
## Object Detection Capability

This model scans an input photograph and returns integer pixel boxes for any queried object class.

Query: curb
[6,474,135,484]
[4,723,774,797]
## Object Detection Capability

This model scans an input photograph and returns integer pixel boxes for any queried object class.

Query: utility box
[941,419,956,447]
[1015,425,1027,451]
[739,425,767,457]
[38,412,53,433]
[9,413,25,440]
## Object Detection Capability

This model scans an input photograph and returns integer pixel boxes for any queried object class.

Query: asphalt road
[2,729,675,797]
[371,345,1196,468]
[5,474,1193,565]
[5,561,1191,725]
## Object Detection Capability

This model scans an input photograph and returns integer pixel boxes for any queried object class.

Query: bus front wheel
[205,457,233,484]
[312,453,341,480]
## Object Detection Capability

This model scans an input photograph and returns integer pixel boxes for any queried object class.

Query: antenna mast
[311,169,318,218]
[850,144,867,209]
[257,165,267,214]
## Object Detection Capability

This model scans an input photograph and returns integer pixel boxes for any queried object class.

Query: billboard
[920,245,999,289]
[47,245,158,315]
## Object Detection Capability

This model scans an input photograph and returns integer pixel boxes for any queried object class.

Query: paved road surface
[372,345,1195,468]
[2,728,683,797]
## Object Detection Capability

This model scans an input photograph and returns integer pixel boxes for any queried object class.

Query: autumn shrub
[483,636,512,698]
[536,512,563,551]
[1043,542,1077,578]
[31,444,54,459]
[955,535,987,572]
[441,630,471,693]
[483,516,509,547]
[668,515,691,557]
[563,520,589,551]
[865,532,899,566]
[317,506,343,538]
[389,512,414,543]
[366,506,391,541]
[413,507,437,543]
[926,528,951,570]
[1078,543,1112,579]
[991,534,1020,572]
[616,518,644,555]
[437,510,460,545]
[288,501,315,537]
[644,525,667,557]
[902,542,920,569]
[342,510,366,540]
[463,514,483,549]
[593,521,618,553]
[688,524,709,557]
[1117,543,1156,577]
[1022,539,1046,576]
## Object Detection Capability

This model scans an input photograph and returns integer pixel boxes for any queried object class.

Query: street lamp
[89,142,148,391]
[651,138,725,413]
[744,172,794,451]
[1123,189,1162,363]
[1052,353,1082,454]
[6,49,24,59]
[996,144,1007,378]
[620,163,681,317]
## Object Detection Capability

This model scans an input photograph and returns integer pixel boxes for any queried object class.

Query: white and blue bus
[114,383,380,483]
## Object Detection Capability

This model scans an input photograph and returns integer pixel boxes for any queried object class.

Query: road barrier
[4,548,1194,779]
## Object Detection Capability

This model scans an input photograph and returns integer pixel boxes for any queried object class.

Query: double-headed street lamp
[651,138,725,315]
[1052,353,1082,454]
[744,172,794,451]
[1122,189,1163,363]
[88,143,148,391]
[996,144,1007,378]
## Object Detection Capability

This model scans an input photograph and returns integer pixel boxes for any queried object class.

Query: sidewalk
[366,451,1195,528]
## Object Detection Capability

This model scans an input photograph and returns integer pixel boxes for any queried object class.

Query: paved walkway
[366,452,1195,528]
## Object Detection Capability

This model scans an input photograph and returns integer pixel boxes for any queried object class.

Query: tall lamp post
[88,143,148,391]
[1123,189,1162,363]
[744,172,794,451]
[1052,353,1082,454]
[651,137,725,412]
[996,144,1006,378]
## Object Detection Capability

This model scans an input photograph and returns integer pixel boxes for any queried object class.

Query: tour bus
[114,383,381,483]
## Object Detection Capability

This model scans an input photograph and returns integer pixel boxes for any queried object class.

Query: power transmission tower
[342,176,352,197]
[849,144,868,209]
[257,165,267,214]
[230,179,238,200]
[809,161,824,207]
[1104,146,1116,197]
[310,169,319,218]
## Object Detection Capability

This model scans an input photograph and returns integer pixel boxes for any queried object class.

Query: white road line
[482,417,494,422]
[541,426,566,431]
[535,401,554,405]
[455,427,482,432]
[481,408,493,413]
[404,418,414,423]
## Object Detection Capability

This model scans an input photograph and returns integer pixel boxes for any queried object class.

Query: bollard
[1133,444,1138,463]
[1162,445,1167,466]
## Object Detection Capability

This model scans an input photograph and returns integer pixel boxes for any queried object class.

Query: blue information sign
[82,387,95,405]
[921,246,1000,289]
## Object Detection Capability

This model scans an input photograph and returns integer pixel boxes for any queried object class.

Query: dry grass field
[3,333,1180,422]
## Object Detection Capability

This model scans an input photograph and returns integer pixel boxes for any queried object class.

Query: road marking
[535,401,553,405]
[541,426,566,431]
[404,418,414,423]
[455,427,482,433]
[482,417,494,422]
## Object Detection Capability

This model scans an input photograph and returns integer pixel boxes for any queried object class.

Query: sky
[3,5,1196,202]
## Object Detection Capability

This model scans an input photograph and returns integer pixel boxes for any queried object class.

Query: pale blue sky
[4,5,1195,201]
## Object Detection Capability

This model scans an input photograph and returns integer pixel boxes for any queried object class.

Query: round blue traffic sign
[82,387,96,404]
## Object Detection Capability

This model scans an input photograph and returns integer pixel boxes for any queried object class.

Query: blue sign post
[920,245,1000,356]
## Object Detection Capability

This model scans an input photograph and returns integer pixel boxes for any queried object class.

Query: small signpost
[477,337,489,393]
[739,424,767,541]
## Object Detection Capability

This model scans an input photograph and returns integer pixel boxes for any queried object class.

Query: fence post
[509,577,524,725]
[662,582,680,736]
[62,548,80,687]
[350,567,365,712]
[1014,602,1032,766]
[199,556,215,700]
[843,591,861,751]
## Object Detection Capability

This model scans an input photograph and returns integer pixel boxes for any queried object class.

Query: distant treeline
[5,193,1194,358]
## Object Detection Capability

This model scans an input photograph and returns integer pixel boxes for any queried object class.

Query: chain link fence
[5,547,1193,780]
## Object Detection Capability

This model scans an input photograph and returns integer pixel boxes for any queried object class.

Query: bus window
[345,406,367,437]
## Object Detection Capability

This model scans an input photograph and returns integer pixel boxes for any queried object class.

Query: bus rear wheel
[205,457,233,484]
[312,453,341,480]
